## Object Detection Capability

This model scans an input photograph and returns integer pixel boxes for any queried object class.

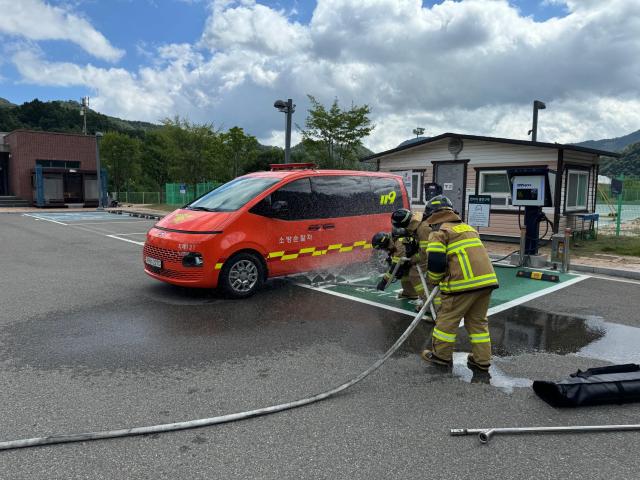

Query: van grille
[151,268,205,281]
[144,244,185,263]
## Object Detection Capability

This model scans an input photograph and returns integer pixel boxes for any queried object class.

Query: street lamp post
[274,99,295,164]
[528,100,546,142]
[95,131,104,210]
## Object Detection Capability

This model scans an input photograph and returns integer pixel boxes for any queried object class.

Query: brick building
[0,130,99,207]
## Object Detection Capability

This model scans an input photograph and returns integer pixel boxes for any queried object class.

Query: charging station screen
[511,174,546,206]
[516,187,539,201]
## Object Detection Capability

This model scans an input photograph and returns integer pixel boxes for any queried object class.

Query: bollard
[519,228,527,267]
[562,228,571,273]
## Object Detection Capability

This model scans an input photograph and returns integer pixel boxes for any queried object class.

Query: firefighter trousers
[431,288,492,365]
[398,264,424,299]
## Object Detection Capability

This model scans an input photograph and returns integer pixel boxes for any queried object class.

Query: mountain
[0,98,159,137]
[599,141,640,177]
[0,97,16,108]
[575,129,640,153]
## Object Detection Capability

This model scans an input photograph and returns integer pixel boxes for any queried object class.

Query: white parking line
[22,213,68,226]
[23,213,145,246]
[65,220,151,225]
[297,283,416,317]
[106,235,145,246]
[300,274,590,318]
[486,274,589,316]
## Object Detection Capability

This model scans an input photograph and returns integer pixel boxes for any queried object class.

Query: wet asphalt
[1,213,640,479]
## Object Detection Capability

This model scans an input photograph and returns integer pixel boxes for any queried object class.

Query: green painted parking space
[299,266,588,317]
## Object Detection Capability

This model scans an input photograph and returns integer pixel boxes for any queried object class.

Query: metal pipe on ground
[0,289,440,451]
[451,423,640,444]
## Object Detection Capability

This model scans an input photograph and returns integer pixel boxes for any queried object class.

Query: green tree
[244,147,284,173]
[301,95,374,169]
[139,130,171,191]
[218,126,260,180]
[99,131,142,194]
[160,117,220,189]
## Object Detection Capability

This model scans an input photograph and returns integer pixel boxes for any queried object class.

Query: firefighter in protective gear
[371,230,419,298]
[391,208,437,310]
[420,195,498,371]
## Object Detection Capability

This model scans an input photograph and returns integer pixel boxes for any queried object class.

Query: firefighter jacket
[425,210,498,294]
[409,214,431,270]
[383,234,413,281]
[406,212,431,266]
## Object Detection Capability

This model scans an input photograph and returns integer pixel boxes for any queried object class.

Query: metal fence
[597,176,640,236]
[165,182,221,205]
[115,192,162,204]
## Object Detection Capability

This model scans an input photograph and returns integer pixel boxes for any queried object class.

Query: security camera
[273,100,287,109]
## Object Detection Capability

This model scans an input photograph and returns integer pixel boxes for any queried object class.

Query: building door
[0,156,8,195]
[433,161,468,218]
[64,173,84,203]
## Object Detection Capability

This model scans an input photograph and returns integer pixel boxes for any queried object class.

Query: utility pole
[80,96,90,135]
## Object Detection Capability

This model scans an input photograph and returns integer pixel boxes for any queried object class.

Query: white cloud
[0,0,123,61]
[9,0,640,150]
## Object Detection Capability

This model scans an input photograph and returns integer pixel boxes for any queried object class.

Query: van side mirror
[271,200,289,218]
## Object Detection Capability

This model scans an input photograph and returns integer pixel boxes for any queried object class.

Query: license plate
[145,256,162,269]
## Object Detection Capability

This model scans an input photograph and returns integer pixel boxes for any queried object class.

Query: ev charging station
[506,167,553,258]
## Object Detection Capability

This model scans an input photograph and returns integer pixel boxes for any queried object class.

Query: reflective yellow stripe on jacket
[439,273,498,293]
[427,242,446,253]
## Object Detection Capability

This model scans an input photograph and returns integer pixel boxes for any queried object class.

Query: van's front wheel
[219,253,265,298]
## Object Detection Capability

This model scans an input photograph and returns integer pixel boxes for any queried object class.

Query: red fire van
[143,164,408,297]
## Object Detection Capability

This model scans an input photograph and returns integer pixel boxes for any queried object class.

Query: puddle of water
[388,305,640,392]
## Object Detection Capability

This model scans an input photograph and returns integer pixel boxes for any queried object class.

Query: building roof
[361,132,621,161]
[5,129,96,139]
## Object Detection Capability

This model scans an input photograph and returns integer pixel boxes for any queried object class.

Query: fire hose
[0,288,440,451]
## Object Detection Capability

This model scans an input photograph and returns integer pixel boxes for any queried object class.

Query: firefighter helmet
[371,231,391,250]
[426,195,454,213]
[391,208,412,228]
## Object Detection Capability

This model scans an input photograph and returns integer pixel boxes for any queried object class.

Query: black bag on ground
[533,364,640,408]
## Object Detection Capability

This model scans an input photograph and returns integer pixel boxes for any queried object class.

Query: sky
[0,0,638,152]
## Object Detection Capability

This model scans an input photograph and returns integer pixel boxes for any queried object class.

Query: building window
[36,160,81,169]
[478,170,511,208]
[566,170,589,210]
[411,171,424,204]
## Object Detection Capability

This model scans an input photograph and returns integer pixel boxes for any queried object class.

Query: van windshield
[187,176,281,212]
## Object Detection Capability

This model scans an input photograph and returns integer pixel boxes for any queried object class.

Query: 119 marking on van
[379,190,397,205]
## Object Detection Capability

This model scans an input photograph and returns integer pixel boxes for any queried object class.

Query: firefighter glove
[404,238,419,258]
[376,278,388,291]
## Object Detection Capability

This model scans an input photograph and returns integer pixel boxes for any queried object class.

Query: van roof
[245,169,402,180]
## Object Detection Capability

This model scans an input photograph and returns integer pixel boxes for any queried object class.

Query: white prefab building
[362,133,620,241]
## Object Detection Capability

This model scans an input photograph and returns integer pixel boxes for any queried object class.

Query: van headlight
[182,252,204,267]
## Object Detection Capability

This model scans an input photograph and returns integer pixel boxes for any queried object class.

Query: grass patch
[572,235,640,257]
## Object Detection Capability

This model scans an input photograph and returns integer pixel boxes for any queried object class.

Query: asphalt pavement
[1,212,639,479]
